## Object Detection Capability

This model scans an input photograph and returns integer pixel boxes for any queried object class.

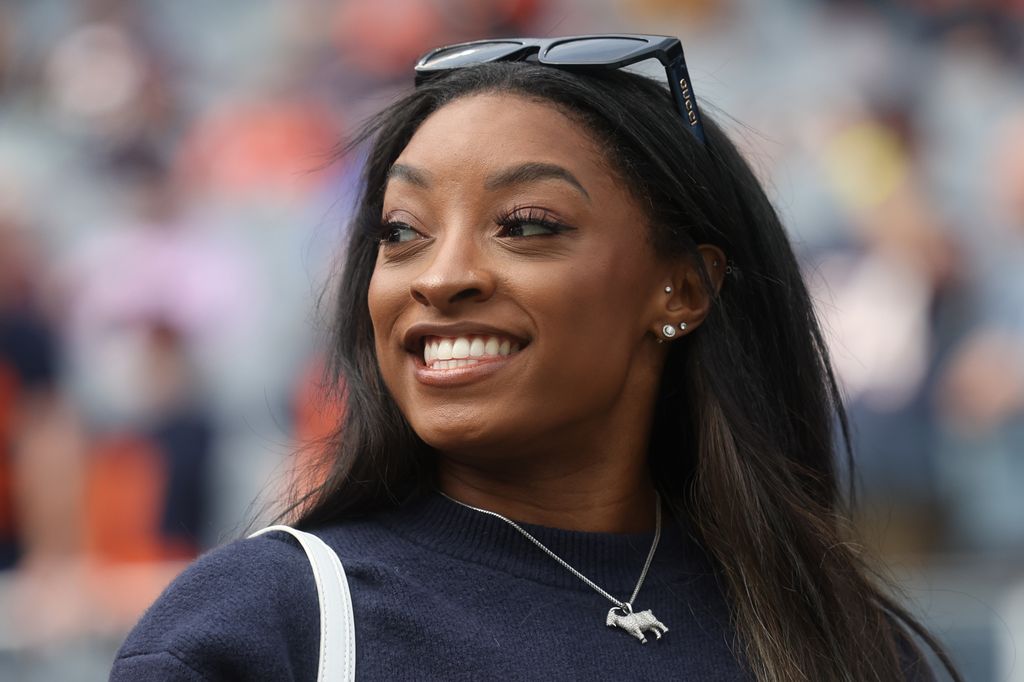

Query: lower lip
[412,352,522,387]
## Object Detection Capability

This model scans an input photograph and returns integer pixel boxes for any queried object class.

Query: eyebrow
[387,163,432,188]
[484,162,590,202]
[386,161,591,202]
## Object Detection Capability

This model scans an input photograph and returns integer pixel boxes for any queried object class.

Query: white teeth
[433,358,480,369]
[422,334,524,369]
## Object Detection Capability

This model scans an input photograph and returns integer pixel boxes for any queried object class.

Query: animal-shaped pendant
[606,604,668,643]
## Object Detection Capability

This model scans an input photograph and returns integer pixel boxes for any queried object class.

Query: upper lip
[402,321,530,353]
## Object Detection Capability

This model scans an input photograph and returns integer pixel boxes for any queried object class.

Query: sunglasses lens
[418,41,525,70]
[542,37,649,65]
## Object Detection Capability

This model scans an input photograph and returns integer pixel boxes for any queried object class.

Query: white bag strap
[249,525,356,682]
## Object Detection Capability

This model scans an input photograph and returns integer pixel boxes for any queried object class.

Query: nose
[409,233,496,309]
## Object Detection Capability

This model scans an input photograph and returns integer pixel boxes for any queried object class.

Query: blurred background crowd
[0,0,1021,679]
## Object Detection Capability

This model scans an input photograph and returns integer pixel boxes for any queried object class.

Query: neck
[435,368,661,534]
[437,458,657,533]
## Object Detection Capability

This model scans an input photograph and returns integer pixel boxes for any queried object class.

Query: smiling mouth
[421,334,524,370]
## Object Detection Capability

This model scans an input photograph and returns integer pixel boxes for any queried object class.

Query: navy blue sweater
[112,491,749,675]
[110,493,931,680]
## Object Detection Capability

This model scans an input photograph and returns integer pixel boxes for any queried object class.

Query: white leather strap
[249,525,356,682]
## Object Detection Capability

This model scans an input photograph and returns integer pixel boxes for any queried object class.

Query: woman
[111,35,959,681]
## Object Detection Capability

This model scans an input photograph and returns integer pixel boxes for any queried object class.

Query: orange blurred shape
[82,434,194,563]
[621,0,721,21]
[332,0,545,77]
[179,99,340,199]
[332,0,444,77]
[291,355,345,495]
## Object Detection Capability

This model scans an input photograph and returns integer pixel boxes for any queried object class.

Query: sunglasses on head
[414,34,706,145]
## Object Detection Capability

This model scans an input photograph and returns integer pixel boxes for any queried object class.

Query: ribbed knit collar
[377,492,706,598]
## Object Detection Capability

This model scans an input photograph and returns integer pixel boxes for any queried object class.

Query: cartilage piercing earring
[664,286,672,293]
[662,324,677,339]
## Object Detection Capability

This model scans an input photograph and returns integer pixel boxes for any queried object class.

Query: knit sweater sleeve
[109,532,320,681]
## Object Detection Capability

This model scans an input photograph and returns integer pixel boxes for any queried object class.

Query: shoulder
[110,528,328,681]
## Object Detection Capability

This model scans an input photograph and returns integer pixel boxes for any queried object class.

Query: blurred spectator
[808,105,960,554]
[55,145,262,420]
[44,12,181,150]
[177,96,339,202]
[938,110,1024,436]
[931,110,1024,551]
[0,212,63,569]
[83,319,215,562]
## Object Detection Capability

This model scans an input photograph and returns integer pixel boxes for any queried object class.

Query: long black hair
[285,62,960,681]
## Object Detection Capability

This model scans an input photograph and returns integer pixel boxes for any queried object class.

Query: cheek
[367,269,405,366]
[526,254,652,384]
[544,249,651,334]
[367,271,386,337]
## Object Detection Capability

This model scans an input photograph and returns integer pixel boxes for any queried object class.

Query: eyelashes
[377,205,573,245]
[494,205,572,238]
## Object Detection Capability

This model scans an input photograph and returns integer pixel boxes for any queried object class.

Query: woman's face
[368,93,673,460]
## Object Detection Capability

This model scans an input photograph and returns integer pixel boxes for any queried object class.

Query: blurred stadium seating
[0,1,1021,679]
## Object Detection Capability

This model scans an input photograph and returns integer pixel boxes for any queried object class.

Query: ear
[650,244,726,339]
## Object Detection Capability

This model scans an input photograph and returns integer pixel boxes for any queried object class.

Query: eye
[504,221,558,238]
[379,222,422,244]
[495,207,571,238]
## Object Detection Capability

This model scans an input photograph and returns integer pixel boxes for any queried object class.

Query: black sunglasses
[414,34,706,145]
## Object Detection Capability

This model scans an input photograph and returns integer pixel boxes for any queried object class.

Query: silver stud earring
[661,324,677,339]
[678,322,688,332]
[664,286,672,294]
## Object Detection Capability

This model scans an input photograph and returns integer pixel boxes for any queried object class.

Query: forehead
[393,93,610,180]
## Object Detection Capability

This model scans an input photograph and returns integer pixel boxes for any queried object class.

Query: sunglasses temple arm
[665,57,707,145]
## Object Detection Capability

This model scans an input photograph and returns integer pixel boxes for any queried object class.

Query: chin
[410,415,524,460]
[414,422,492,453]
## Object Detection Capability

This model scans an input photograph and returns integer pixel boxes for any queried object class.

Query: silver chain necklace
[439,491,669,644]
